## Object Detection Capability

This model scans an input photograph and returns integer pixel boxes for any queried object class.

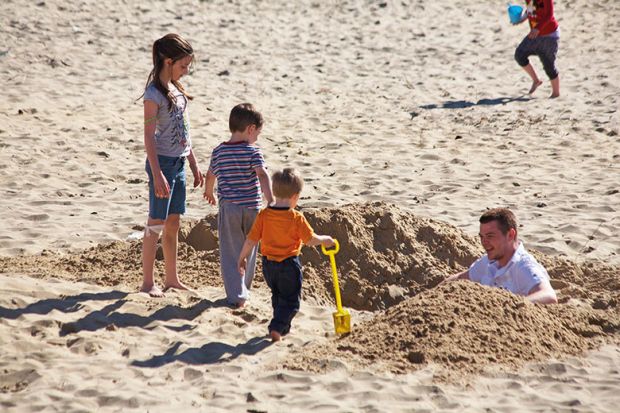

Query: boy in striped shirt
[204,103,274,308]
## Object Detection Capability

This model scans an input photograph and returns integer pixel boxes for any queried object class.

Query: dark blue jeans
[262,256,302,335]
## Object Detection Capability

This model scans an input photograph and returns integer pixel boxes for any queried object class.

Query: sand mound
[298,202,482,310]
[287,282,620,380]
[2,202,620,380]
[2,202,619,311]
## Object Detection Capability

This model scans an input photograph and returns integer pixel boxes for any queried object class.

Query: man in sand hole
[444,208,557,304]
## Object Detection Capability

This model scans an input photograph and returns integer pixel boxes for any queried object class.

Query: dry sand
[1,0,620,411]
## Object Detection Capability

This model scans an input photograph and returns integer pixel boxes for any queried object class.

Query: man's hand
[440,270,470,285]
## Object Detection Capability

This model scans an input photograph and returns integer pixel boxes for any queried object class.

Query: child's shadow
[0,290,129,320]
[417,95,532,112]
[59,297,229,336]
[131,336,272,367]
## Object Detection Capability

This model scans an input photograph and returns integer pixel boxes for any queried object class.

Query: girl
[140,33,204,297]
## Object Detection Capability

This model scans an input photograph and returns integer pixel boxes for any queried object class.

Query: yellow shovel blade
[333,309,351,335]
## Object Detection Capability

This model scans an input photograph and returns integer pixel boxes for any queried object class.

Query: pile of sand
[286,281,620,380]
[2,202,619,379]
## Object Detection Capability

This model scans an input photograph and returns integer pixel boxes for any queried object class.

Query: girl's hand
[190,163,204,188]
[153,171,171,198]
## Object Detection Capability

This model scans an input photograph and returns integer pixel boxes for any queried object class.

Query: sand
[1,0,620,411]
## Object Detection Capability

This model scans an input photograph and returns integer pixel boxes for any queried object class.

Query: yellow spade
[321,240,351,335]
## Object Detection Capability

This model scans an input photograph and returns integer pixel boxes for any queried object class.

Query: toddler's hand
[238,259,247,277]
[322,236,335,248]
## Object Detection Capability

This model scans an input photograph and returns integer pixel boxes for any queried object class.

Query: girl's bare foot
[163,280,191,292]
[270,330,282,342]
[549,92,560,99]
[529,79,543,94]
[140,284,164,297]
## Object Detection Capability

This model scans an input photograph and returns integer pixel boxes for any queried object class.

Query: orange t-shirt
[247,207,315,262]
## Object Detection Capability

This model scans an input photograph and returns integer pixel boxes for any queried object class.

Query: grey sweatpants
[218,200,258,305]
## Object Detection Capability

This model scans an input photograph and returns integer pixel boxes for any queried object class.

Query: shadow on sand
[58,297,229,336]
[131,336,272,367]
[418,95,532,111]
[0,291,129,320]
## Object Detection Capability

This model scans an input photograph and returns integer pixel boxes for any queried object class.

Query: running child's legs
[515,35,559,97]
[515,37,542,94]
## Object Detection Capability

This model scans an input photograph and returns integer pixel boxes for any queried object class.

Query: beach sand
[1,0,620,411]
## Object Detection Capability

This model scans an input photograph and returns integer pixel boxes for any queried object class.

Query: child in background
[513,0,560,98]
[204,103,274,308]
[140,33,204,297]
[238,168,334,342]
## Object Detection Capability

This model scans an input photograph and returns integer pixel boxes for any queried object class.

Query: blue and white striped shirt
[208,141,266,209]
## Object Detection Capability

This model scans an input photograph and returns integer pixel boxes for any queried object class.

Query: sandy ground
[1,0,620,411]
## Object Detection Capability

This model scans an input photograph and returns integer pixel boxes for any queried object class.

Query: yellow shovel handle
[321,240,344,312]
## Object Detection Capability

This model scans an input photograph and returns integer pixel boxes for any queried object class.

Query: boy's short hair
[272,168,303,199]
[229,103,264,132]
[479,208,518,235]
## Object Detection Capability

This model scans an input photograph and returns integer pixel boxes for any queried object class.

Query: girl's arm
[144,100,170,198]
[186,149,204,188]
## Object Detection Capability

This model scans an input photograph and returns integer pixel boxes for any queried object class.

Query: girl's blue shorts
[145,155,186,220]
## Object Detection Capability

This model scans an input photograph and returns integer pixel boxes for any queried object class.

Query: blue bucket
[508,4,524,24]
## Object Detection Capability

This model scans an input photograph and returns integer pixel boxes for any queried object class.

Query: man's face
[479,220,515,262]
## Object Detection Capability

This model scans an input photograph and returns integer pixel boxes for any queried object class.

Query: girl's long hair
[140,33,194,111]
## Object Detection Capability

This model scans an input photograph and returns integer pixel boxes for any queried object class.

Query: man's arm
[442,270,470,284]
[526,281,558,304]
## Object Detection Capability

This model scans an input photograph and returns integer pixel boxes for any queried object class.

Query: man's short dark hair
[229,103,264,132]
[479,208,518,235]
[272,168,303,199]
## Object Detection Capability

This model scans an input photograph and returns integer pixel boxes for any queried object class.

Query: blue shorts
[145,155,186,220]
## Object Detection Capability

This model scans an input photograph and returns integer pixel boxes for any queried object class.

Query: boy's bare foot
[549,92,560,99]
[528,79,543,94]
[140,284,164,297]
[163,280,191,292]
[236,299,247,309]
[270,330,282,342]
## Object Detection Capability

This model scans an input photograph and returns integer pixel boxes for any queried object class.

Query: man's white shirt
[468,242,549,296]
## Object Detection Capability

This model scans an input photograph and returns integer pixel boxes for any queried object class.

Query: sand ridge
[2,203,619,381]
